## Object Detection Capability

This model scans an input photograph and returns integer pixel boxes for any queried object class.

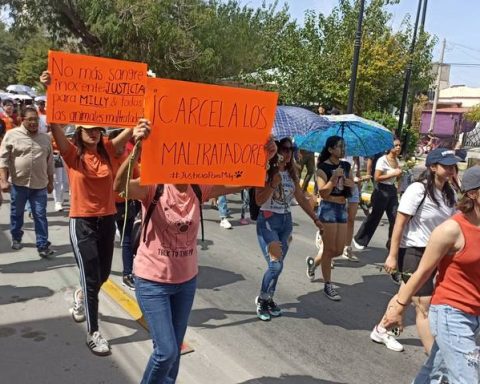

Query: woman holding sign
[41,70,134,356]
[255,137,323,321]
[114,120,277,384]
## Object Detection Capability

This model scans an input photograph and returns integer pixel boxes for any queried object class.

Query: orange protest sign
[141,78,278,186]
[46,50,147,128]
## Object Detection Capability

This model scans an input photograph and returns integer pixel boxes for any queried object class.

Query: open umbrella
[295,114,394,157]
[272,106,332,139]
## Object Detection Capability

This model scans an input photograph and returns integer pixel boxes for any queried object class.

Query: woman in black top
[306,136,354,301]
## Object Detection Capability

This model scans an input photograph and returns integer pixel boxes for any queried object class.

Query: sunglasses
[279,146,293,152]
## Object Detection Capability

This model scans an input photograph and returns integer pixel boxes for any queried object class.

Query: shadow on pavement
[0,255,76,274]
[197,265,245,290]
[237,375,347,384]
[99,314,150,346]
[0,284,55,305]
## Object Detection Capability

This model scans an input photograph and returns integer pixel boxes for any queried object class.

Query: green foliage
[402,124,419,157]
[16,35,52,87]
[0,21,21,88]
[465,104,480,122]
[362,111,397,131]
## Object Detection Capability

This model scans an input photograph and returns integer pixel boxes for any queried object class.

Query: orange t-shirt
[431,213,480,315]
[61,140,116,218]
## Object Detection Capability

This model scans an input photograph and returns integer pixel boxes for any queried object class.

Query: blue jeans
[217,195,229,219]
[10,185,49,249]
[115,202,135,275]
[414,304,480,384]
[256,211,293,298]
[135,276,197,384]
[241,189,250,219]
[317,200,348,224]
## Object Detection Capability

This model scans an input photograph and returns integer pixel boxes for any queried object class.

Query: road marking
[102,279,194,354]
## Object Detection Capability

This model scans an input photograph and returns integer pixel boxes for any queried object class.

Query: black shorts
[398,247,436,297]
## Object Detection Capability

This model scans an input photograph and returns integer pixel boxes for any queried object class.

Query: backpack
[248,187,261,221]
[132,184,204,257]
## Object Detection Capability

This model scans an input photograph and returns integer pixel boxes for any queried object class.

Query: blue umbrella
[295,114,394,157]
[272,106,332,139]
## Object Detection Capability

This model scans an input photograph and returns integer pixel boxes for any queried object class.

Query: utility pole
[404,0,429,132]
[428,38,447,134]
[346,0,366,114]
[396,0,423,137]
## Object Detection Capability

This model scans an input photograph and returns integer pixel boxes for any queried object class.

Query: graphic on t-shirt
[157,207,196,257]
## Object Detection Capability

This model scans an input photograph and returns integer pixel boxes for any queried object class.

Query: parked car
[6,84,37,97]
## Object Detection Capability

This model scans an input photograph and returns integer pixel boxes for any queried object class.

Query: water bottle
[337,175,344,191]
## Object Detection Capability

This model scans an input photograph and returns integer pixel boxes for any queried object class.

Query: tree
[0,0,293,83]
[260,0,435,114]
[465,104,480,122]
[16,35,52,87]
[0,21,21,88]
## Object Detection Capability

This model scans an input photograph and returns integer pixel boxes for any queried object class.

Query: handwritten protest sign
[47,50,147,128]
[141,78,278,186]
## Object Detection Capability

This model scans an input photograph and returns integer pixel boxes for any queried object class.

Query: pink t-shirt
[134,184,213,284]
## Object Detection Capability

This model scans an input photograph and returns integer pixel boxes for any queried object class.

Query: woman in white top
[353,139,402,249]
[369,148,459,353]
[255,137,322,321]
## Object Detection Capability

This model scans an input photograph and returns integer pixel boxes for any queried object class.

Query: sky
[240,0,480,88]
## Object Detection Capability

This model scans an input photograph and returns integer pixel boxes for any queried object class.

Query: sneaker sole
[323,291,341,301]
[370,331,404,352]
[86,342,111,356]
[69,308,86,323]
[121,282,136,291]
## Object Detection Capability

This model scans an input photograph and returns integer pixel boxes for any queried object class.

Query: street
[0,193,426,384]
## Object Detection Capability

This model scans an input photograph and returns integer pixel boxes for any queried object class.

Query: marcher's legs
[69,216,115,334]
[413,296,434,355]
[10,184,28,242]
[53,166,65,205]
[354,186,390,247]
[256,212,293,298]
[314,222,346,283]
[29,187,49,249]
[115,213,134,276]
[385,189,399,248]
[135,276,197,384]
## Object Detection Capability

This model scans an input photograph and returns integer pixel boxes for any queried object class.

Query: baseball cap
[425,148,462,166]
[75,124,105,131]
[461,166,480,192]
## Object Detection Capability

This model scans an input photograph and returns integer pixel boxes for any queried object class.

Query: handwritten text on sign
[141,78,278,186]
[47,50,147,128]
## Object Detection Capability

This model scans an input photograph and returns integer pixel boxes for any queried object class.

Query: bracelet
[396,299,407,307]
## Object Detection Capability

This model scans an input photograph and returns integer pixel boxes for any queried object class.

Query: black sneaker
[38,246,54,258]
[266,298,282,317]
[306,256,315,281]
[255,296,271,321]
[323,283,341,301]
[11,240,23,250]
[122,274,135,290]
[390,272,402,285]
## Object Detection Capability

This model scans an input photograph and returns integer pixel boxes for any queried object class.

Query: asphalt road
[0,193,426,384]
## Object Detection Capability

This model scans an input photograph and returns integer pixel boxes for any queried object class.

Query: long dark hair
[267,137,298,183]
[73,128,111,167]
[416,168,456,208]
[317,135,343,168]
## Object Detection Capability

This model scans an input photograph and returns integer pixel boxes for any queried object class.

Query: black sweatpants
[69,215,116,333]
[354,183,398,248]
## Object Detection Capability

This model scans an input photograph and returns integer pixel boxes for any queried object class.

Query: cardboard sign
[47,50,147,128]
[141,78,278,186]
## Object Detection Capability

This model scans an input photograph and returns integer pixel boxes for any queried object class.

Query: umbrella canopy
[272,106,332,140]
[295,114,394,157]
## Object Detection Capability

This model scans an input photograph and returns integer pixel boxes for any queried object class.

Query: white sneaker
[86,331,111,356]
[69,288,85,323]
[219,218,232,229]
[352,238,365,250]
[315,230,323,251]
[54,202,63,212]
[340,246,359,262]
[370,325,404,352]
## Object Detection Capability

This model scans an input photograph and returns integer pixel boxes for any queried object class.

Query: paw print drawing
[234,171,243,179]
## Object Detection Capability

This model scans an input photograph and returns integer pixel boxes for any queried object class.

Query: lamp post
[346,0,366,114]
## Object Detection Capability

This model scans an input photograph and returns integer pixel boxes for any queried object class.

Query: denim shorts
[347,184,360,204]
[317,200,348,224]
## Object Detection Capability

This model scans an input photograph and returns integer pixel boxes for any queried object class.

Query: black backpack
[248,187,261,221]
[132,184,204,257]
